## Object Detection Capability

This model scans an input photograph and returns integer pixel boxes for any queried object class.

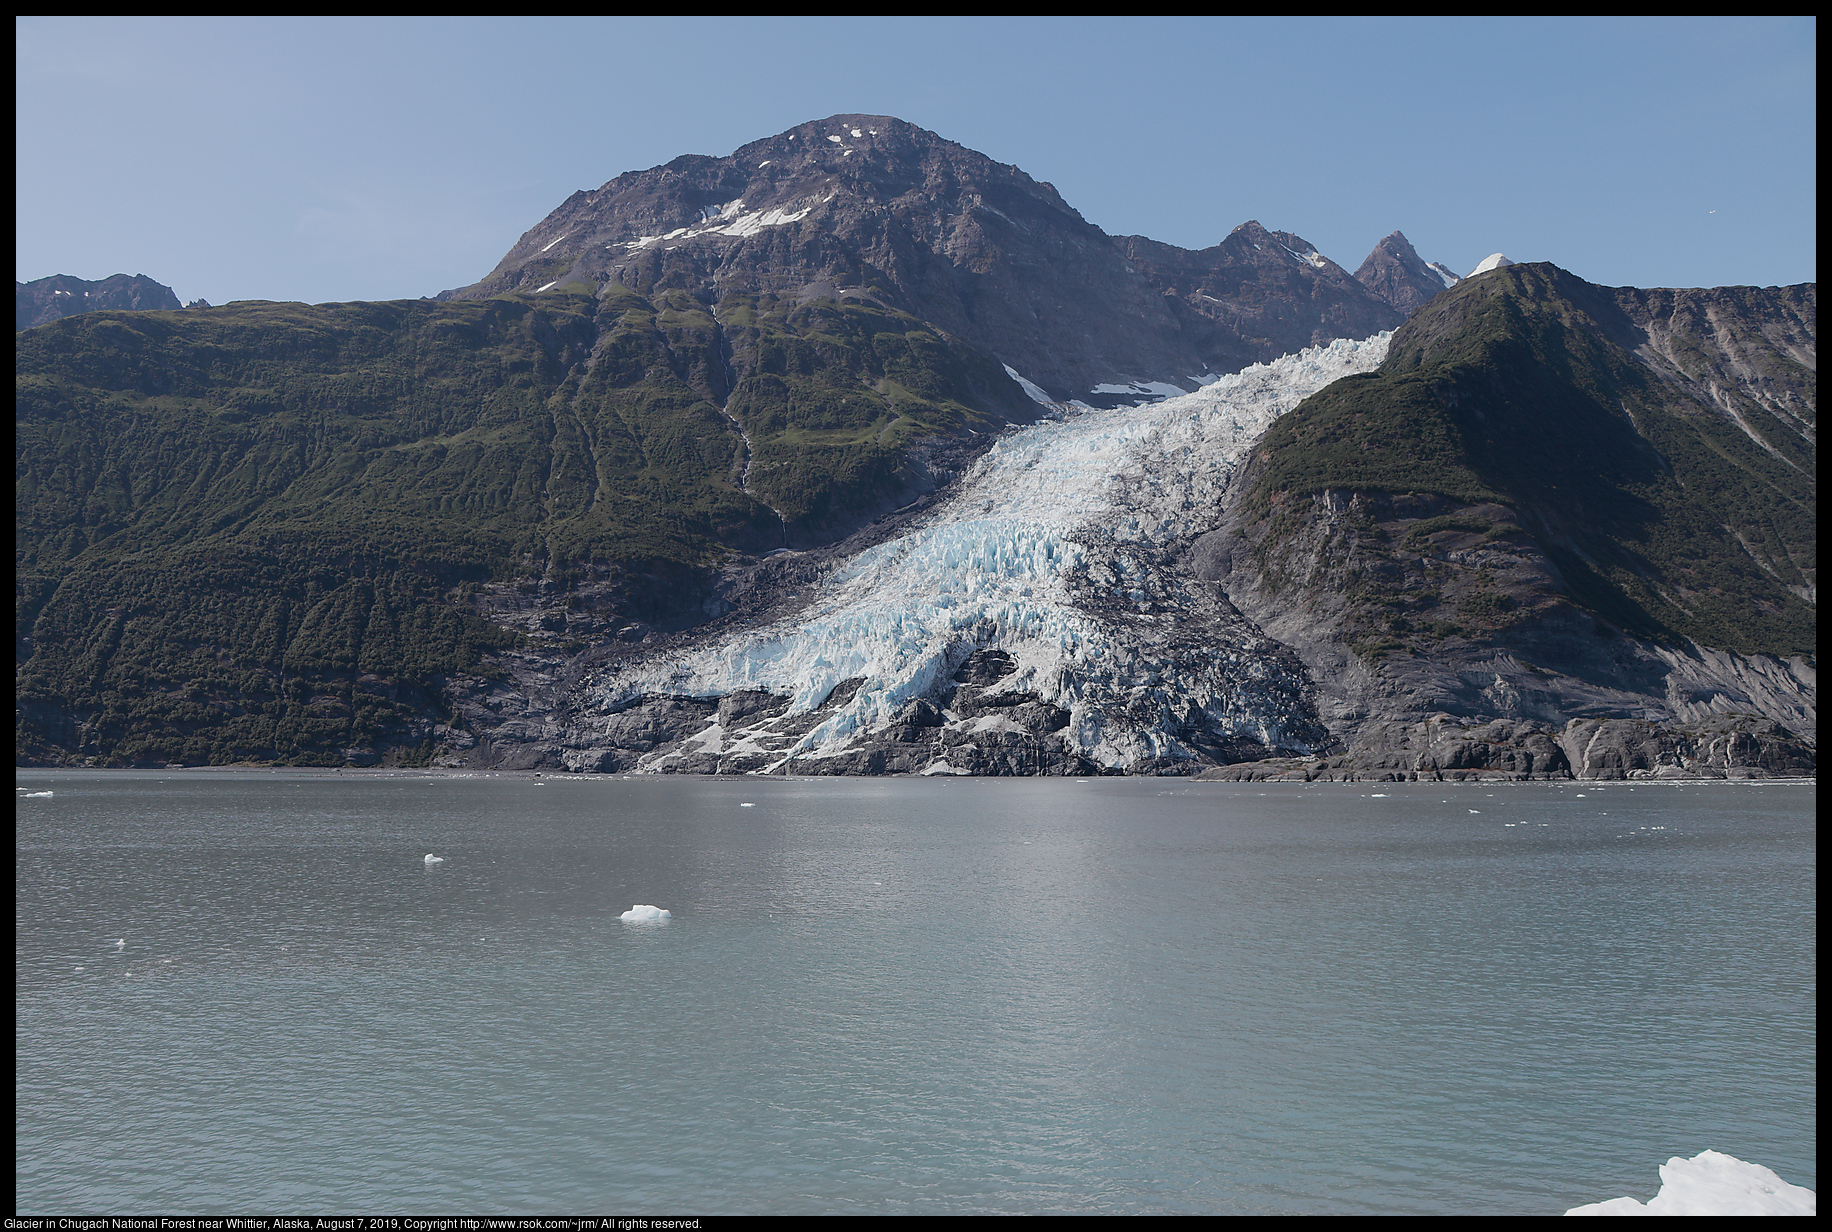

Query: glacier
[587,333,1391,773]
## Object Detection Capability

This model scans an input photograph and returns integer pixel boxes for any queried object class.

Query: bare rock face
[1200,713,1814,781]
[1203,264,1814,783]
[17,273,181,330]
[1109,222,1405,378]
[1352,230,1458,316]
[444,115,1402,401]
[1606,283,1817,522]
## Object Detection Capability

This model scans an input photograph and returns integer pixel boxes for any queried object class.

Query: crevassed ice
[597,333,1390,765]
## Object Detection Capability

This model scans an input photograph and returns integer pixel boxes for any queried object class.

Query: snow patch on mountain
[618,197,817,250]
[591,333,1391,771]
[1090,379,1190,402]
[1002,364,1057,407]
[1468,252,1514,277]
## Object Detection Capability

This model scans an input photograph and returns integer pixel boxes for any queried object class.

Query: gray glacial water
[14,770,1816,1214]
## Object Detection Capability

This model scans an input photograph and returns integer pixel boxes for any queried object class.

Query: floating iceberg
[1565,1150,1815,1215]
[424,854,444,864]
[620,904,672,922]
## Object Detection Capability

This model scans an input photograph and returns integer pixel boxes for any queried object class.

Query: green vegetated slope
[1246,263,1815,656]
[17,288,1023,765]
[705,288,1018,528]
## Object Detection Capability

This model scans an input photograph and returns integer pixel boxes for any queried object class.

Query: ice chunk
[1565,1150,1815,1215]
[424,854,444,863]
[620,904,672,922]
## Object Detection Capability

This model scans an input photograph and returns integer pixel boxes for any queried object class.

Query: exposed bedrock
[1198,713,1814,781]
[1206,484,1815,782]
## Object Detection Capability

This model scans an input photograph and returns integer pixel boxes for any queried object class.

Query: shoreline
[14,764,1818,785]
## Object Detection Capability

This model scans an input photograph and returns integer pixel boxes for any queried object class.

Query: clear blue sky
[16,16,1817,307]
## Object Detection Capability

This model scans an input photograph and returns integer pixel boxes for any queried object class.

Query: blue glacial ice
[592,333,1391,771]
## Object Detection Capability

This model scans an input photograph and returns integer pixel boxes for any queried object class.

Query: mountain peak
[1353,231,1460,315]
[16,272,181,330]
[1467,252,1515,277]
[445,119,1402,397]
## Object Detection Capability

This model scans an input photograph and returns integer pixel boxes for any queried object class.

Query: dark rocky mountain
[1204,263,1814,780]
[16,273,181,330]
[444,115,1403,402]
[1352,230,1458,315]
[1112,222,1402,376]
[13,117,1816,778]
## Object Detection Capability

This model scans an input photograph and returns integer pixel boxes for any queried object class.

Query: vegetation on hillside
[1245,264,1815,657]
[17,288,1028,765]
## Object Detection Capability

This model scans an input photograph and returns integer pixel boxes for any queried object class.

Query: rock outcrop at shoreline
[1198,714,1815,782]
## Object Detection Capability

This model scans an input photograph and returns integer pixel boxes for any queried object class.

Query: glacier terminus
[568,335,1393,776]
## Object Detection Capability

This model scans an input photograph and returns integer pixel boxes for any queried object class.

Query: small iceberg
[23,790,53,798]
[1566,1150,1815,1215]
[424,854,444,864]
[620,904,672,922]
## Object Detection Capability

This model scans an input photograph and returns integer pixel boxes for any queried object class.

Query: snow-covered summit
[1467,252,1515,277]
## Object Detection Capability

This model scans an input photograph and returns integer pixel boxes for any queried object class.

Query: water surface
[15,772,1816,1214]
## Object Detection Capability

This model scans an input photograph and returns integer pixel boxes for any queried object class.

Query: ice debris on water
[596,334,1390,770]
[1565,1150,1814,1215]
[424,854,444,864]
[620,904,672,922]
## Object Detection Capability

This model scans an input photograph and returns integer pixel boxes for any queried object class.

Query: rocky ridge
[444,115,1406,402]
[1201,266,1815,780]
[1352,230,1459,316]
[16,272,182,329]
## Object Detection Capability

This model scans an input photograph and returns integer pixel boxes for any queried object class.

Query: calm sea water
[15,771,1816,1215]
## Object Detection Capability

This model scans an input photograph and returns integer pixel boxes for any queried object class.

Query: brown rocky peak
[16,272,182,330]
[1353,230,1457,316]
[444,117,1405,398]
